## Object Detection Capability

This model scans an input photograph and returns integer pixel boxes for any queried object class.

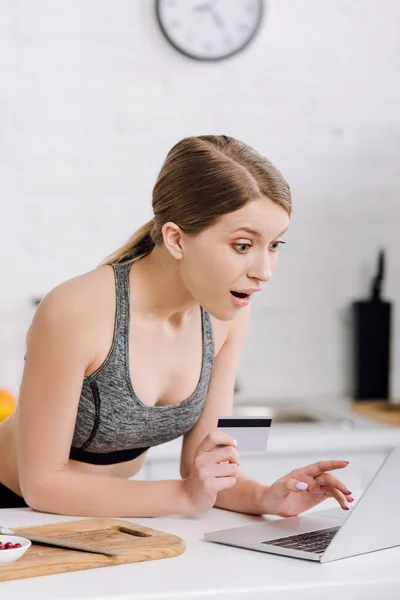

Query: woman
[0,135,353,516]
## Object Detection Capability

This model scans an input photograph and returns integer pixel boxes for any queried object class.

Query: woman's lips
[230,291,251,307]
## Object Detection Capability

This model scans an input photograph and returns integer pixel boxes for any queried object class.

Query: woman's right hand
[181,431,240,514]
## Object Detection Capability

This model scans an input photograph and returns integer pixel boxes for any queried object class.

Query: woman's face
[179,197,290,321]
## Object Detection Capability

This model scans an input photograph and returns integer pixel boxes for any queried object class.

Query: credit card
[216,416,272,452]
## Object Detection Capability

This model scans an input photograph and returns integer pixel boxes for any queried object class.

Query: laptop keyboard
[261,526,340,555]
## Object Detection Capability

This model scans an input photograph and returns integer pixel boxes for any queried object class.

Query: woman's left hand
[260,460,354,517]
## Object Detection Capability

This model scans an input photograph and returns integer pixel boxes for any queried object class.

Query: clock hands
[209,7,225,29]
[193,1,225,30]
[192,0,220,11]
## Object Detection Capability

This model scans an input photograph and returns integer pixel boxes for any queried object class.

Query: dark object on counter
[352,249,392,400]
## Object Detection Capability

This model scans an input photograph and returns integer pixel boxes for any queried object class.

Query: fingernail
[344,500,351,509]
[233,439,238,447]
[296,482,308,491]
[345,488,352,494]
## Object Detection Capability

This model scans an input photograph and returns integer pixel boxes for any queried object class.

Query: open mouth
[230,291,249,299]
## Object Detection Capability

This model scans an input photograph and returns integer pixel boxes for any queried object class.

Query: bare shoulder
[41,266,112,308]
[35,266,112,317]
[26,266,114,350]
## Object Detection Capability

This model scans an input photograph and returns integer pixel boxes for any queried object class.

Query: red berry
[0,540,22,550]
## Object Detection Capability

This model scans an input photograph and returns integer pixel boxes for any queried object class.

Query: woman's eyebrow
[232,226,288,237]
[232,227,261,236]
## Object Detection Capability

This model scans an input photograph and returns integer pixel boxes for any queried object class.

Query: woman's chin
[203,302,238,322]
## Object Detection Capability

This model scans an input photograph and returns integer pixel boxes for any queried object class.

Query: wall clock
[156,0,264,61]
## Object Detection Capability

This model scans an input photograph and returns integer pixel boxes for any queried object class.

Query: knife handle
[118,526,152,538]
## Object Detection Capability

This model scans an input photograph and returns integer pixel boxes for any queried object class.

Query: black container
[352,250,392,400]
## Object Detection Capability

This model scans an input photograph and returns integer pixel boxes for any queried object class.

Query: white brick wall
[0,0,399,400]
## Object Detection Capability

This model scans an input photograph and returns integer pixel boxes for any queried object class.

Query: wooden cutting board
[0,518,185,582]
[352,400,400,427]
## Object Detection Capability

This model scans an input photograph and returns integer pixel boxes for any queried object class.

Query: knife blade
[0,528,120,556]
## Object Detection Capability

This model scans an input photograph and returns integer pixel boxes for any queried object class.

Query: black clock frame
[155,0,265,62]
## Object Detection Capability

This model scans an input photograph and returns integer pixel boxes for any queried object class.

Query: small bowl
[0,535,31,565]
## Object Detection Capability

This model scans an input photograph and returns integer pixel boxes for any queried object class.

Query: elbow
[20,480,50,512]
[19,474,62,513]
[24,495,46,512]
[180,463,190,480]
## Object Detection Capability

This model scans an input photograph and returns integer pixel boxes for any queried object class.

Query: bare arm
[180,308,352,518]
[180,306,267,515]
[17,283,187,517]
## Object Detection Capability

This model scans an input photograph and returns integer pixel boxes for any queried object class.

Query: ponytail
[101,218,155,266]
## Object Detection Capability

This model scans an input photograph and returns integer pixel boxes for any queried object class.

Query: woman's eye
[270,241,286,252]
[233,243,252,254]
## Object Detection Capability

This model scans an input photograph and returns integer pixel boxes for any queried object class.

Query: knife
[0,526,120,557]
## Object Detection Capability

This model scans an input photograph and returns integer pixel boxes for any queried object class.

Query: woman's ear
[162,222,184,260]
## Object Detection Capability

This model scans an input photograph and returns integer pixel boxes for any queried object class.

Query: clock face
[156,0,264,61]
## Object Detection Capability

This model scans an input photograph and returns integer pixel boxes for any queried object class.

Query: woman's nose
[248,254,273,283]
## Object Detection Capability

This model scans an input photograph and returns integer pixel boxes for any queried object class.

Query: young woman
[0,135,353,516]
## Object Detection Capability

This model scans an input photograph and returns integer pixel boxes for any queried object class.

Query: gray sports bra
[69,263,215,465]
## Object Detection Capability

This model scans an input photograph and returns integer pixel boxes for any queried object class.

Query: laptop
[205,444,400,563]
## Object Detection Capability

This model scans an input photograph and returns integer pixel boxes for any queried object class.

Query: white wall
[0,0,399,401]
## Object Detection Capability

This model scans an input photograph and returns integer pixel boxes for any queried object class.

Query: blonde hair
[102,135,291,266]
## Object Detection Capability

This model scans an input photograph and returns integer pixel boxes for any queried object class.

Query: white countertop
[1,500,400,600]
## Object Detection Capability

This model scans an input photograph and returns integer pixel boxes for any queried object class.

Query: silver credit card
[217,416,272,452]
